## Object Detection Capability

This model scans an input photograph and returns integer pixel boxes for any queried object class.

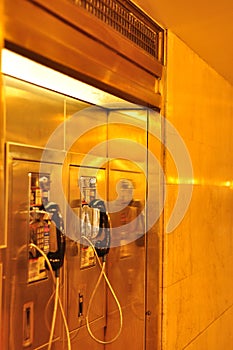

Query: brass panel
[0,2,5,248]
[4,76,65,149]
[106,107,147,348]
[66,102,107,157]
[66,164,107,337]
[65,326,105,350]
[0,263,2,349]
[0,32,5,350]
[6,143,66,165]
[106,194,146,349]
[30,0,163,74]
[1,71,162,349]
[5,154,64,349]
[4,0,162,107]
[145,112,163,350]
[145,223,161,350]
[106,303,145,349]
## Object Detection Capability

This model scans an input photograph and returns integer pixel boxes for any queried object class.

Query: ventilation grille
[70,0,163,61]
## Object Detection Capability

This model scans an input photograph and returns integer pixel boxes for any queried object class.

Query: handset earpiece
[89,199,111,258]
[44,202,66,271]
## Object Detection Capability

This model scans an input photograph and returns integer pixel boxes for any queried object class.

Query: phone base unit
[28,209,51,283]
[28,172,51,283]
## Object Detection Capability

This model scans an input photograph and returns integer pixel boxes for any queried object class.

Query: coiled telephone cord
[81,236,123,344]
[29,243,71,350]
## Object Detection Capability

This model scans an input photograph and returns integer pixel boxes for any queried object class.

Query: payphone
[67,171,122,346]
[28,173,65,282]
[28,171,69,350]
[79,177,122,344]
[78,176,110,268]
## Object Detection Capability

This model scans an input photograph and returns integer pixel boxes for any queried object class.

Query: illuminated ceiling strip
[1,49,124,105]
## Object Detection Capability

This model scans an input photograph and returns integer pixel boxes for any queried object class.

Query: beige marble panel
[163,255,233,349]
[163,30,233,350]
[185,306,233,350]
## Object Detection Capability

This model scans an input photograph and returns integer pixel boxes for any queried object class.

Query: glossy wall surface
[0,8,4,347]
[1,75,162,350]
[163,31,233,350]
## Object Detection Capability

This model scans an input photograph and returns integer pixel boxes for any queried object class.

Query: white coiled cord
[29,243,71,350]
[81,236,123,344]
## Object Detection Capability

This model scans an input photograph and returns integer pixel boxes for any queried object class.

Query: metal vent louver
[70,0,163,61]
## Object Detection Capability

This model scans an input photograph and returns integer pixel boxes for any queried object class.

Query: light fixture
[1,49,124,105]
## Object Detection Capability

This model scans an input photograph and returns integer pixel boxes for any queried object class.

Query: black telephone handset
[43,202,66,272]
[89,199,110,258]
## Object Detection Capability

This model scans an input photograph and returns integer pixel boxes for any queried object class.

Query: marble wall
[163,31,233,349]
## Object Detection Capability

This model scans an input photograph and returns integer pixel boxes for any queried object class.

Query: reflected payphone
[78,176,110,268]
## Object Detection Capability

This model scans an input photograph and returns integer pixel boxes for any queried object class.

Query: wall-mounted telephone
[76,177,122,345]
[43,202,66,272]
[83,200,122,345]
[88,199,110,258]
[28,209,51,282]
[28,173,65,282]
[79,176,110,260]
